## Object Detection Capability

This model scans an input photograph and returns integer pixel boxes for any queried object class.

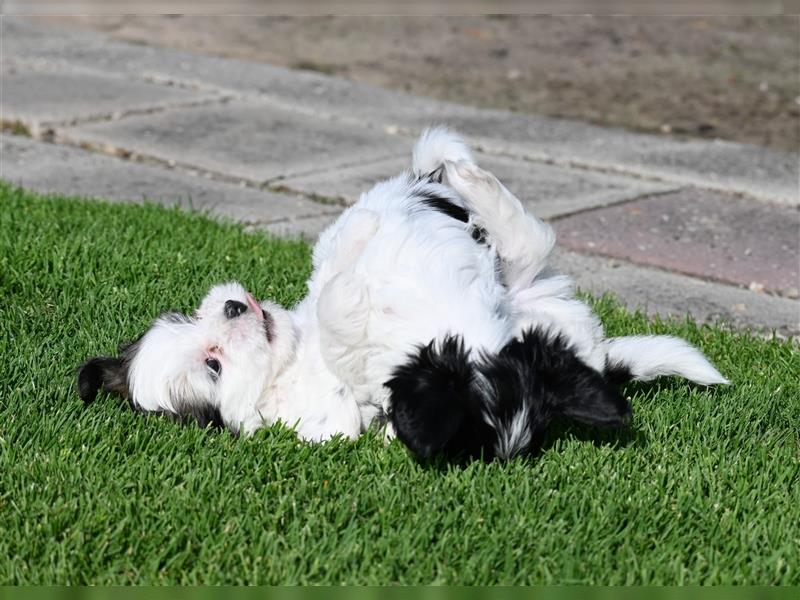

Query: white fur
[445,159,556,289]
[122,127,727,442]
[128,315,212,415]
[412,126,473,178]
[605,336,729,385]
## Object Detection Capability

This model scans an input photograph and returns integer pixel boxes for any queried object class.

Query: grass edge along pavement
[0,183,798,584]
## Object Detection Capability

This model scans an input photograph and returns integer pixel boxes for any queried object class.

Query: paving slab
[1,64,218,127]
[281,152,677,219]
[63,99,409,182]
[0,135,326,224]
[1,17,477,129]
[4,17,797,205]
[551,249,800,336]
[255,213,342,241]
[553,189,800,297]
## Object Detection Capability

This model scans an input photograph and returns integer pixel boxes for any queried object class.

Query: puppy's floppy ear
[386,336,473,459]
[76,356,130,404]
[550,368,631,428]
[494,329,632,430]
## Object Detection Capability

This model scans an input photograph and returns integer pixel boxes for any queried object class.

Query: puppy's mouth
[245,293,275,343]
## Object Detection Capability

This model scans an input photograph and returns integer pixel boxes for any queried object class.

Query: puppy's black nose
[224,299,247,319]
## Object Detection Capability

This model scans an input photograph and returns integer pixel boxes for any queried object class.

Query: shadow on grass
[414,420,647,474]
[408,377,717,472]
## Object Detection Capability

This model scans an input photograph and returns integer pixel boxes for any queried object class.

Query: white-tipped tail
[605,335,729,386]
[412,126,473,177]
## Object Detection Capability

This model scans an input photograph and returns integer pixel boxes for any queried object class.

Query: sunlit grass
[0,183,797,584]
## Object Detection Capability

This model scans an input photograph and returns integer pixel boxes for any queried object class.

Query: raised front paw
[318,269,371,348]
[444,159,502,202]
[330,209,380,273]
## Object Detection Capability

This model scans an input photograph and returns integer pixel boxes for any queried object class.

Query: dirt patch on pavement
[39,15,800,152]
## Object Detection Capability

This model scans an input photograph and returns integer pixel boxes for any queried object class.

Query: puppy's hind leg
[445,161,555,291]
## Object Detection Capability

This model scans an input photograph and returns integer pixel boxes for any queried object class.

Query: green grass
[0,182,798,585]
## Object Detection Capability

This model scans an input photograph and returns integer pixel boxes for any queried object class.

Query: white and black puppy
[78,128,727,461]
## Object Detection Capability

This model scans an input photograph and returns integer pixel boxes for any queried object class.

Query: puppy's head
[77,282,296,433]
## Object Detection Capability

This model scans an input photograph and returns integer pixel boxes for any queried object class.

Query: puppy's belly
[315,206,512,422]
[355,226,512,391]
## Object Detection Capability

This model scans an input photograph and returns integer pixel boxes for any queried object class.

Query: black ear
[386,336,473,459]
[552,369,631,428]
[76,356,129,404]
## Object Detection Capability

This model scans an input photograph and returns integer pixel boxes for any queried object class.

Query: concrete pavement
[2,17,798,335]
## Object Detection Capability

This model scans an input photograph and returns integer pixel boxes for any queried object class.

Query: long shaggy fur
[77,126,727,461]
[388,329,632,461]
[412,126,473,181]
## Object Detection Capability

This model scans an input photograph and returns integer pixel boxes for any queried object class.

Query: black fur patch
[425,167,444,184]
[418,191,470,223]
[76,335,143,408]
[486,331,631,432]
[604,361,633,386]
[178,403,225,430]
[387,336,486,459]
[76,357,128,404]
[415,191,488,245]
[386,328,632,461]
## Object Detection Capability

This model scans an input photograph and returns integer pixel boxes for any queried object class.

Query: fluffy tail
[412,126,474,180]
[387,330,631,461]
[604,335,728,385]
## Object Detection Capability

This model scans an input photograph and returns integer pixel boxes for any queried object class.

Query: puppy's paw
[446,159,496,185]
[444,160,503,208]
[332,209,380,272]
[318,270,371,347]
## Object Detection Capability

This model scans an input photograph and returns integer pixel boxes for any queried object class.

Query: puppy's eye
[205,358,221,378]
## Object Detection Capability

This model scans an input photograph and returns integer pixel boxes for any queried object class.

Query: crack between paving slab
[9,128,328,207]
[335,124,702,194]
[50,123,408,209]
[37,130,264,186]
[556,248,799,338]
[25,95,237,134]
[545,187,686,221]
[4,56,228,95]
[265,183,349,208]
[264,153,406,185]
[530,156,790,206]
[5,55,392,139]
[242,211,343,227]
[480,146,675,185]
[16,128,371,209]
[262,153,410,207]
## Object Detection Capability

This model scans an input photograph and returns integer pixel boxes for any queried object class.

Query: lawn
[0,182,797,584]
